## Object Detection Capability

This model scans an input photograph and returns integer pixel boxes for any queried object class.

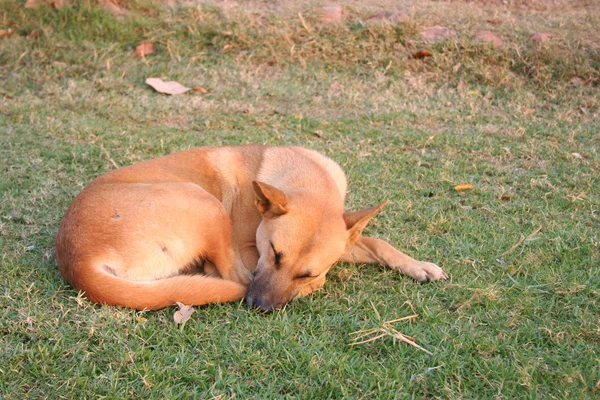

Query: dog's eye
[270,242,283,267]
[295,271,318,280]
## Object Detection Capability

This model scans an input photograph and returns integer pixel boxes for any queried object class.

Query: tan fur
[55,145,446,311]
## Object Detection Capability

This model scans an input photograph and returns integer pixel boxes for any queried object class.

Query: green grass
[1,0,599,398]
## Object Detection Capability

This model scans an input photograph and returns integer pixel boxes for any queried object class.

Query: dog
[55,145,446,311]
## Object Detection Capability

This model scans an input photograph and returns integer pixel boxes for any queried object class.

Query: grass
[1,0,599,398]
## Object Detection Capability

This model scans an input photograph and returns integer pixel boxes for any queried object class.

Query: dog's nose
[245,295,274,312]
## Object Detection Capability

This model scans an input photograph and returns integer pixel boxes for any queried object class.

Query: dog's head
[245,181,387,311]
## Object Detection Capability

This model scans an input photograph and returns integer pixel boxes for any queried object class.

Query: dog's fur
[55,145,446,311]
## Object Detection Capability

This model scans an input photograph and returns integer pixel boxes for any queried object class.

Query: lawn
[0,0,598,398]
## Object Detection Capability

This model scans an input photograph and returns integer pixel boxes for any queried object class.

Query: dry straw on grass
[350,314,433,355]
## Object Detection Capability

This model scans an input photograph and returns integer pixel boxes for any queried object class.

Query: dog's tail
[63,263,247,310]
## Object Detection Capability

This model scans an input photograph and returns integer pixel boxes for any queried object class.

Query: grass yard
[1,0,599,398]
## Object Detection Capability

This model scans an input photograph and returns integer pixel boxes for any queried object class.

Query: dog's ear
[344,200,389,245]
[253,181,289,218]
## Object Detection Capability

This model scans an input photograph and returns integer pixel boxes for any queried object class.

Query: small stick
[101,145,120,169]
[386,314,419,324]
[502,226,542,256]
[298,12,312,33]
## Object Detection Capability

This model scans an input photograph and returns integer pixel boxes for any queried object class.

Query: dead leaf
[421,26,457,43]
[457,80,466,90]
[454,183,474,192]
[0,29,14,38]
[452,63,462,74]
[24,0,47,8]
[529,33,549,43]
[52,61,67,67]
[321,3,342,24]
[193,87,208,93]
[146,78,191,95]
[173,302,195,324]
[571,77,585,87]
[135,42,154,58]
[475,30,503,47]
[500,195,511,201]
[411,49,432,59]
[100,0,128,17]
[24,0,70,8]
[50,0,71,8]
[26,29,42,41]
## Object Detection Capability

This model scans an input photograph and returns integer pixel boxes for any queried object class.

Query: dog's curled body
[56,145,446,311]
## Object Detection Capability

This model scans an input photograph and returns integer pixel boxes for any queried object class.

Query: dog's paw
[402,260,447,283]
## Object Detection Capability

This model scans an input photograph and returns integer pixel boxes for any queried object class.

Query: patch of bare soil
[436,0,598,12]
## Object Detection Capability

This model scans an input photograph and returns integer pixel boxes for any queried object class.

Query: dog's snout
[245,294,274,312]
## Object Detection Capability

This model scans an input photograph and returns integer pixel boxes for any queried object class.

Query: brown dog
[55,145,446,311]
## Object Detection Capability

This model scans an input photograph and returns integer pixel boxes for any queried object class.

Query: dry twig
[349,314,433,355]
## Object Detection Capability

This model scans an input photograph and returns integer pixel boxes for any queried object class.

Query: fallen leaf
[51,61,67,67]
[454,183,474,192]
[411,49,432,59]
[174,302,195,324]
[421,26,457,43]
[475,30,503,46]
[50,0,71,8]
[135,42,154,58]
[24,0,47,8]
[26,29,42,41]
[456,80,466,90]
[25,0,70,8]
[146,78,191,95]
[193,87,208,93]
[500,195,511,201]
[100,0,128,17]
[529,33,549,43]
[321,3,342,24]
[452,63,462,74]
[0,29,14,38]
[571,77,585,87]
[136,316,147,322]
[366,11,409,24]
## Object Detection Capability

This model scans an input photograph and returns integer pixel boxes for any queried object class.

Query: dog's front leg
[340,236,447,282]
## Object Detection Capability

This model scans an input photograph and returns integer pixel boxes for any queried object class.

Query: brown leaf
[174,302,195,324]
[0,29,14,38]
[529,33,549,43]
[366,11,409,24]
[411,49,432,59]
[456,80,466,90]
[135,42,154,58]
[146,78,191,95]
[321,3,342,24]
[50,0,71,8]
[26,29,42,41]
[193,87,208,93]
[454,183,474,192]
[475,30,503,47]
[421,26,457,43]
[24,0,47,8]
[571,77,585,87]
[100,0,128,17]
